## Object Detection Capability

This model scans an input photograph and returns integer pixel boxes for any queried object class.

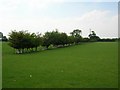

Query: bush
[9,30,42,54]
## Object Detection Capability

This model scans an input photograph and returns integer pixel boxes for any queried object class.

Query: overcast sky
[0,0,119,38]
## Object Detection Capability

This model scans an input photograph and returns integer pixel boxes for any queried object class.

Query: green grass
[2,42,118,88]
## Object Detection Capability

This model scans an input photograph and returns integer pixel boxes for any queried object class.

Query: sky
[0,0,119,38]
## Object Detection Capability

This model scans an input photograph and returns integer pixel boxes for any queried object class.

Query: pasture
[2,42,118,88]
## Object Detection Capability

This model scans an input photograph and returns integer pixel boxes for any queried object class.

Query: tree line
[8,29,117,54]
[0,32,8,41]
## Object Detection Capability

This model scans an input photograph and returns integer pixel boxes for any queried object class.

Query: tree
[9,30,42,54]
[2,36,8,41]
[0,32,8,42]
[34,33,42,51]
[42,30,69,48]
[67,36,75,45]
[0,32,3,41]
[9,30,21,53]
[88,31,100,42]
[42,32,52,49]
[59,32,68,46]
[50,30,60,46]
[70,29,82,37]
[70,29,82,44]
[82,38,89,42]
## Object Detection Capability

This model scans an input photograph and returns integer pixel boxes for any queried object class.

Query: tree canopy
[88,31,100,42]
[9,30,42,53]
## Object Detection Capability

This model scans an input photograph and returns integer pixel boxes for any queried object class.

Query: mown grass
[2,42,118,88]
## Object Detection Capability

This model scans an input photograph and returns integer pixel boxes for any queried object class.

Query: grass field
[2,42,118,88]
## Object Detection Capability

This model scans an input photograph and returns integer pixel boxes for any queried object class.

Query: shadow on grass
[13,42,93,56]
[3,41,100,56]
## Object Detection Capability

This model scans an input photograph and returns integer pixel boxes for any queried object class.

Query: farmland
[2,42,118,88]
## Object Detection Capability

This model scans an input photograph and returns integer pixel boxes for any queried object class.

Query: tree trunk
[35,47,37,51]
[31,48,33,52]
[22,49,24,53]
[46,46,49,50]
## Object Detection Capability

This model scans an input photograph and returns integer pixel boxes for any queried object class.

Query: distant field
[2,42,118,88]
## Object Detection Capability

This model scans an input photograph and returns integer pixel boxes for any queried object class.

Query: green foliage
[98,38,117,42]
[43,30,68,48]
[0,32,3,38]
[58,32,68,46]
[9,29,116,54]
[82,38,89,42]
[42,31,53,49]
[67,36,75,44]
[2,36,8,42]
[9,30,42,53]
[0,32,8,42]
[70,29,82,37]
[70,29,83,44]
[88,31,100,42]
